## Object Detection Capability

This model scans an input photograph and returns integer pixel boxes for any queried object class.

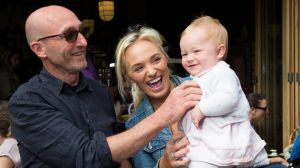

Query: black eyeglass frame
[254,106,268,111]
[37,26,89,43]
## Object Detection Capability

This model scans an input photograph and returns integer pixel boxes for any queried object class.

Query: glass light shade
[82,19,95,37]
[98,1,114,22]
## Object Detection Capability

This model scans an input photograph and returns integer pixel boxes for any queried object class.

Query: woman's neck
[151,98,165,111]
[150,81,174,111]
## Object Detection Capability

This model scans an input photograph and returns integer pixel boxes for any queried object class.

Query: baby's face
[180,27,222,76]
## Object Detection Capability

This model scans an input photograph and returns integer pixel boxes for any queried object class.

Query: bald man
[8,5,201,168]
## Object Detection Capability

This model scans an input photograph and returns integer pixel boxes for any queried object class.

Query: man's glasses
[255,106,268,111]
[37,27,89,43]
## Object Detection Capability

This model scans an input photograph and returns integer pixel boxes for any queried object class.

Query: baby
[179,15,269,167]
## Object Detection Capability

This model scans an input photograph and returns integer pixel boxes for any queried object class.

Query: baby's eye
[194,50,201,54]
[181,53,187,57]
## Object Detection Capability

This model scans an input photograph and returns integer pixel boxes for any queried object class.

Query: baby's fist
[191,104,205,128]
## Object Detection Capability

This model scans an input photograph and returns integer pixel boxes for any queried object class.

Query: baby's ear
[217,44,226,59]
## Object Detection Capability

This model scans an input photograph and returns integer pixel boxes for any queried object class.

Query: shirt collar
[193,61,228,78]
[39,68,93,95]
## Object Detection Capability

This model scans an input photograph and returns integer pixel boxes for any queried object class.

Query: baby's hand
[191,104,205,128]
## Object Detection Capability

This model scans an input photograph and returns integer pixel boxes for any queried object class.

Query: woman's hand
[159,131,190,168]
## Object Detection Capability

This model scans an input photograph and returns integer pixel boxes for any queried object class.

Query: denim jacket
[125,75,183,168]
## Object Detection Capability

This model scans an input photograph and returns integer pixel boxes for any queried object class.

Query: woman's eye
[133,66,143,72]
[153,57,161,63]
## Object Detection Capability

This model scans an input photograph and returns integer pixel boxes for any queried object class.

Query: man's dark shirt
[8,68,119,168]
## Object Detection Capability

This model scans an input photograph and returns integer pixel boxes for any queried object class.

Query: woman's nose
[146,67,157,76]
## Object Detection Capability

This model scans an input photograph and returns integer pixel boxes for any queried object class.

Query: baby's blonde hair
[181,15,228,59]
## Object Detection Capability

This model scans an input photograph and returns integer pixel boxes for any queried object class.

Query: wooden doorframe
[282,0,300,147]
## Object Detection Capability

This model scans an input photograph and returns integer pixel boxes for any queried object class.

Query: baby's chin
[189,71,201,77]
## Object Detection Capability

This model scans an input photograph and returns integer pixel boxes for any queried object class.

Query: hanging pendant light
[98,0,114,22]
[82,19,95,38]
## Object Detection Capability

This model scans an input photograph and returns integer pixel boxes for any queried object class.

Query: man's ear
[249,107,256,115]
[30,42,47,59]
[217,44,226,59]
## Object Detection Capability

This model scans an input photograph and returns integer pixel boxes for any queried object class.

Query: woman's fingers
[170,158,190,168]
[175,136,189,150]
[166,130,190,167]
[172,131,186,142]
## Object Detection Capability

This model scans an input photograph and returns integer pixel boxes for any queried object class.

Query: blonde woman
[115,25,199,168]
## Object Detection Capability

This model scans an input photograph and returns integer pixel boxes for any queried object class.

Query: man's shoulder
[9,74,45,101]
[15,75,40,91]
[83,77,107,91]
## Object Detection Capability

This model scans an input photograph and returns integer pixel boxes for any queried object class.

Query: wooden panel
[282,0,300,147]
[292,0,296,145]
[296,0,300,133]
[282,0,291,147]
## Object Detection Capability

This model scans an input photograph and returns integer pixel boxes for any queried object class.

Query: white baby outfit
[180,61,268,167]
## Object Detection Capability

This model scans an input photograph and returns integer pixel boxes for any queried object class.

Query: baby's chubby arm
[191,103,205,128]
